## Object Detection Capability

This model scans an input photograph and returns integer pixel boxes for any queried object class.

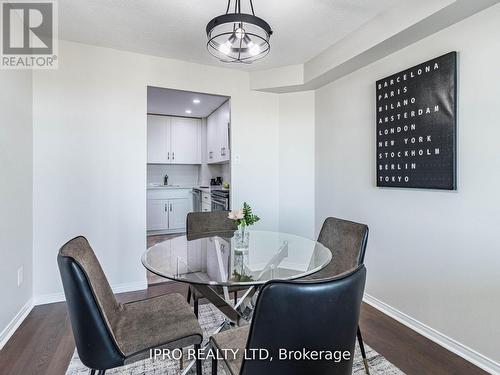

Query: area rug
[66,304,404,374]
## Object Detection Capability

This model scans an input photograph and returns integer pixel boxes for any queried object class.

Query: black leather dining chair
[57,236,203,375]
[210,265,367,375]
[303,217,370,374]
[186,211,246,317]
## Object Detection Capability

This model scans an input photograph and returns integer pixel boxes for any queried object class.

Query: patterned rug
[66,304,404,374]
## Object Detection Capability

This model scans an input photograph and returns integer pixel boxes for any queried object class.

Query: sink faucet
[163,174,169,186]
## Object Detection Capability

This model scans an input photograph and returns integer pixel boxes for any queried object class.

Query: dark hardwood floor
[0,282,488,375]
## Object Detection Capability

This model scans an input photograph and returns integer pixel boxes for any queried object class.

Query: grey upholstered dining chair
[303,217,370,374]
[185,211,242,317]
[57,236,203,375]
[210,265,367,375]
[186,210,237,239]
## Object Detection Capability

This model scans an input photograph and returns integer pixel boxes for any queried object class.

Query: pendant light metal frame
[206,0,273,64]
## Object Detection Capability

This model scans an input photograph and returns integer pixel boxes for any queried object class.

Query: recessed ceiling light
[193,99,201,104]
[185,109,192,114]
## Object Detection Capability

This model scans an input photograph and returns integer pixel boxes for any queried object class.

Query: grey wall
[315,4,500,366]
[0,69,33,345]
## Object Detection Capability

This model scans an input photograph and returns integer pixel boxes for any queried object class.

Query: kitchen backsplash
[148,163,230,187]
[147,164,200,185]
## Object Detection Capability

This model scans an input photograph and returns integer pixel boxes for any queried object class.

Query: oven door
[211,197,228,211]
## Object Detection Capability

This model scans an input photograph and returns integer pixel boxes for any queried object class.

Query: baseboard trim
[111,281,149,294]
[363,293,500,375]
[0,298,34,350]
[34,280,148,306]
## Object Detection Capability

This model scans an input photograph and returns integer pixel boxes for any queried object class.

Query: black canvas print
[376,52,457,190]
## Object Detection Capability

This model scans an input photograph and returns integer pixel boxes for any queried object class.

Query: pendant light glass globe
[247,40,260,56]
[234,27,246,39]
[206,0,272,64]
[219,40,232,55]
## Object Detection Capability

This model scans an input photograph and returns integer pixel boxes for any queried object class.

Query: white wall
[315,4,500,367]
[278,91,315,238]
[33,41,279,299]
[0,70,33,345]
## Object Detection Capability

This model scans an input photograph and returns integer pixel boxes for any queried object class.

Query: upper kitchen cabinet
[170,117,201,164]
[207,100,230,164]
[147,115,170,164]
[147,115,201,164]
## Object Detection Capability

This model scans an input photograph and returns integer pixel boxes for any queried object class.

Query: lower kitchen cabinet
[168,198,191,230]
[147,199,170,231]
[147,189,193,234]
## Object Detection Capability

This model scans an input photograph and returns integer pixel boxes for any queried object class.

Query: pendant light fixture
[206,0,273,64]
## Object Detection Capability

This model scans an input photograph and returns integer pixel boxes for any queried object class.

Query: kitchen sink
[149,184,180,187]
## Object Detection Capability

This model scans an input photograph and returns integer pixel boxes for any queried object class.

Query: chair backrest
[313,217,369,279]
[57,236,124,370]
[241,265,366,375]
[186,211,237,238]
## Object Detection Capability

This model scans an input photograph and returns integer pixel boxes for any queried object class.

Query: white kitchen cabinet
[147,199,169,231]
[147,115,201,164]
[168,198,191,230]
[147,116,170,164]
[218,101,230,162]
[206,100,230,164]
[147,189,193,233]
[201,191,211,212]
[170,117,201,164]
[206,111,218,163]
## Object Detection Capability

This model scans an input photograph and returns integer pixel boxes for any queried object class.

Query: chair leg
[194,344,202,374]
[187,286,192,304]
[212,355,218,375]
[89,370,96,375]
[357,326,370,375]
[194,297,199,318]
[211,346,218,375]
[97,371,106,375]
[233,291,238,304]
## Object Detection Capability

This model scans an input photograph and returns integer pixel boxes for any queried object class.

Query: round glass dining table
[142,230,332,287]
[142,231,332,374]
[142,230,332,325]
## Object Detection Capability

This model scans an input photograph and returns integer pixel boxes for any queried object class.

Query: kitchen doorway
[145,87,232,284]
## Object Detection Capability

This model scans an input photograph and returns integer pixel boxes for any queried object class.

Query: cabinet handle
[170,203,173,212]
[167,152,170,160]
[172,152,175,160]
[164,204,168,212]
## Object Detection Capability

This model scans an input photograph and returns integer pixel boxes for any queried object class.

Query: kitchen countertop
[147,184,195,190]
[195,185,229,193]
[147,184,229,192]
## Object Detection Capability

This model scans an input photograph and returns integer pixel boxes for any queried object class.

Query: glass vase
[234,225,250,253]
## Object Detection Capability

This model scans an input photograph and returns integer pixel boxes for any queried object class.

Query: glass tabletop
[142,230,332,287]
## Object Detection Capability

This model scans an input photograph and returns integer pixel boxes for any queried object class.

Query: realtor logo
[1,0,58,69]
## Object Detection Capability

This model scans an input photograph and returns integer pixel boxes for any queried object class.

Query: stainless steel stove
[211,189,230,211]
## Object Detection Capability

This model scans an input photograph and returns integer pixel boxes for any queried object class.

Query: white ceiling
[58,0,398,71]
[147,87,229,118]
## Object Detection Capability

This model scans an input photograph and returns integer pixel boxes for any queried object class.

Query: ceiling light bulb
[193,99,200,104]
[219,40,232,55]
[185,109,192,114]
[247,41,261,56]
[235,27,245,39]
